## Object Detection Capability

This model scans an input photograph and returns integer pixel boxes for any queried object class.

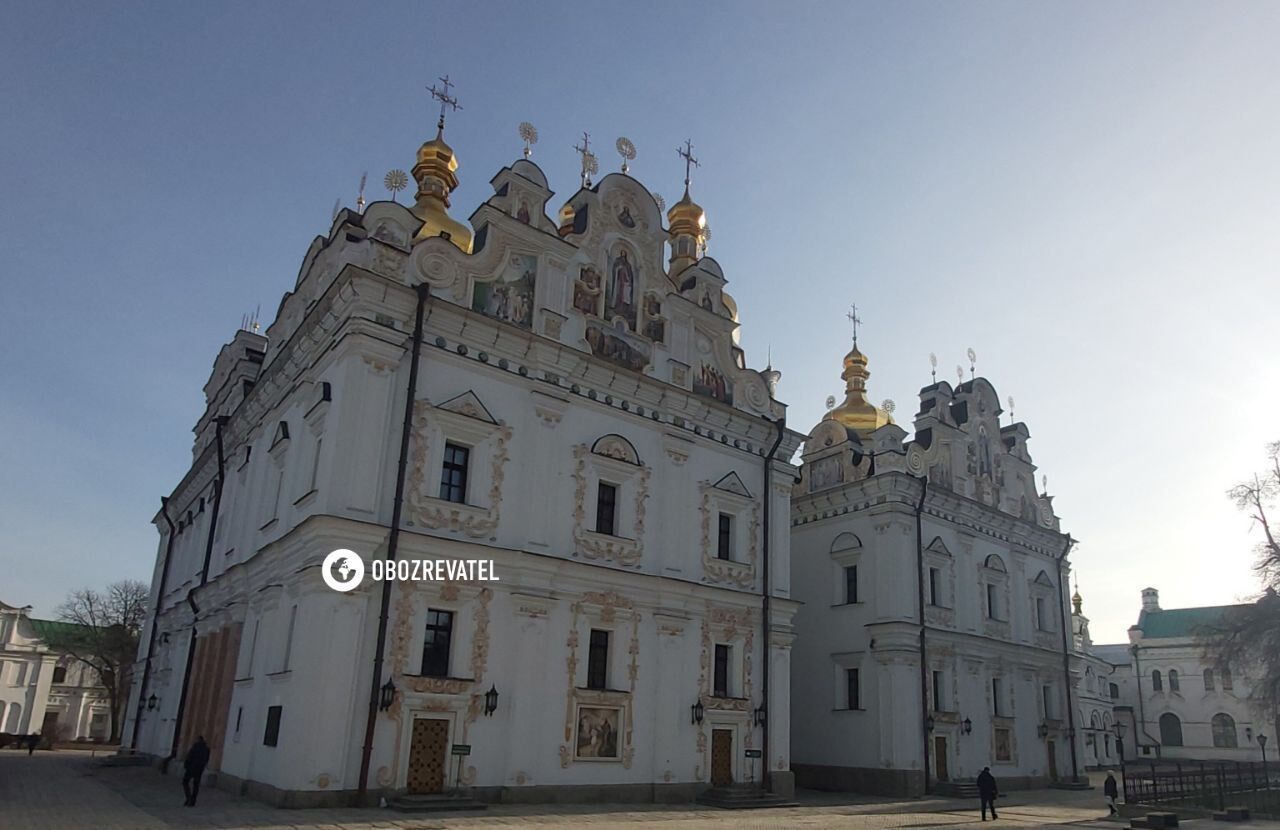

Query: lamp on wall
[147,694,158,711]
[484,684,499,717]
[691,699,705,725]
[1259,734,1269,769]
[754,703,767,728]
[378,677,397,711]
[1037,723,1049,739]
[963,717,973,735]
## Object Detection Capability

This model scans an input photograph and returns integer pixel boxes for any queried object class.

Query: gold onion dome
[667,186,706,236]
[827,342,894,434]
[410,125,473,252]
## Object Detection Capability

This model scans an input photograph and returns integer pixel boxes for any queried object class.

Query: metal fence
[1123,760,1279,817]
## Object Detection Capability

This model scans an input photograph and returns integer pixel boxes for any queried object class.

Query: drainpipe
[169,415,228,760]
[760,415,785,793]
[131,497,178,750]
[1055,534,1081,783]
[358,282,430,799]
[914,474,930,795]
[1131,645,1159,753]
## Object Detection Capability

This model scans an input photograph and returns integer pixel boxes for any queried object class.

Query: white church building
[789,339,1085,795]
[123,99,803,806]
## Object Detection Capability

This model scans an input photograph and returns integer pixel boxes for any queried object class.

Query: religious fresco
[604,246,639,331]
[516,200,531,224]
[617,206,636,228]
[586,320,651,372]
[693,363,733,405]
[641,294,665,343]
[574,705,621,760]
[809,455,843,492]
[994,727,1013,762]
[573,265,603,316]
[473,253,537,329]
[978,425,993,479]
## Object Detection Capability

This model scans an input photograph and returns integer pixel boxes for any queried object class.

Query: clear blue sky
[3,1,1278,642]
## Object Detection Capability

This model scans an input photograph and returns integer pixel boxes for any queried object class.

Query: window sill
[293,489,318,507]
[266,670,292,679]
[406,674,475,683]
[259,518,278,532]
[578,686,631,694]
[834,707,866,712]
[832,601,864,607]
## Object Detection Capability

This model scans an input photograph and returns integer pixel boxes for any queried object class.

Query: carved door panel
[934,736,949,781]
[406,718,449,794]
[711,728,733,787]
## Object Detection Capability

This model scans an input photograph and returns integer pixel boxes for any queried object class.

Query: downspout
[1131,645,1159,753]
[760,415,786,793]
[914,474,930,795]
[1055,534,1081,783]
[131,497,178,750]
[169,415,228,760]
[358,282,430,799]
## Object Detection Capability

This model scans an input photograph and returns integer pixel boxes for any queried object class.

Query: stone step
[1131,812,1179,830]
[696,785,796,810]
[388,794,487,813]
[1212,807,1251,822]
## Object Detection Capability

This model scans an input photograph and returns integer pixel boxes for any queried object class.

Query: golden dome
[410,127,471,252]
[827,341,894,434]
[666,186,706,235]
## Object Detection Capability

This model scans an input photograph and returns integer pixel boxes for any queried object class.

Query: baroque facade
[0,601,111,741]
[123,111,802,806]
[789,339,1084,795]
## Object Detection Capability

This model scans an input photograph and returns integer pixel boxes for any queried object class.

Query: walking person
[182,736,210,807]
[26,732,39,755]
[977,766,1000,820]
[1105,770,1120,816]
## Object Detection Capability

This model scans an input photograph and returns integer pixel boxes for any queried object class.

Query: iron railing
[1123,759,1278,818]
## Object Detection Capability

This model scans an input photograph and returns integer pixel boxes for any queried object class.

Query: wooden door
[711,728,733,786]
[1047,740,1058,781]
[406,718,449,794]
[934,735,949,781]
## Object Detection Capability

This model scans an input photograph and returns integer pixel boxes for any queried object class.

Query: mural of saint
[516,200,531,224]
[605,247,638,331]
[585,320,650,372]
[472,253,537,329]
[693,362,733,404]
[617,206,635,228]
[573,266,603,316]
[575,706,620,759]
[809,455,843,492]
[978,425,993,479]
[641,294,665,342]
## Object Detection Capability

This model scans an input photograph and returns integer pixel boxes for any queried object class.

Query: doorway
[711,728,734,786]
[1047,740,1058,781]
[934,735,949,781]
[406,718,449,794]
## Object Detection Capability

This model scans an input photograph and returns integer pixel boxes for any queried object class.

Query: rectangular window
[717,513,733,560]
[587,629,610,690]
[986,584,1000,620]
[421,609,454,678]
[1035,596,1047,630]
[245,619,260,678]
[263,705,282,747]
[281,605,297,671]
[847,668,860,710]
[1222,669,1234,691]
[845,565,858,604]
[1043,684,1054,719]
[14,662,27,686]
[596,482,618,535]
[308,437,323,492]
[992,677,1004,716]
[439,443,470,504]
[52,665,67,684]
[932,670,945,712]
[928,568,941,606]
[714,644,731,697]
[269,466,285,521]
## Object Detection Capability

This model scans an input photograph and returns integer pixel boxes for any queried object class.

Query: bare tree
[1204,442,1280,722]
[41,580,149,743]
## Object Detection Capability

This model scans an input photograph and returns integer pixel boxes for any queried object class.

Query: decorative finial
[384,169,408,203]
[519,122,538,158]
[699,224,712,255]
[956,365,964,386]
[616,136,636,174]
[882,399,896,415]
[967,347,977,380]
[929,352,938,383]
[652,192,666,213]
[1041,474,1049,495]
[356,172,367,212]
[573,132,598,187]
[427,75,462,132]
[1007,395,1015,424]
[846,303,862,347]
[676,138,700,192]
[825,395,837,411]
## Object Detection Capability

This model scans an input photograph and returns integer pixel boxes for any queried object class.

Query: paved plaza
[0,749,1150,830]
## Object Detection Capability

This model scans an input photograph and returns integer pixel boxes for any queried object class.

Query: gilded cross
[573,132,598,186]
[846,303,862,346]
[677,139,700,186]
[427,74,462,129]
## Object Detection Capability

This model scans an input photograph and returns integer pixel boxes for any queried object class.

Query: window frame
[439,442,471,504]
[713,643,731,698]
[586,628,610,690]
[847,667,861,710]
[844,564,859,604]
[420,608,455,678]
[595,481,619,536]
[717,513,733,561]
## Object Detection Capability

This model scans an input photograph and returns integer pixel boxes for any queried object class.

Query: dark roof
[29,618,91,642]
[1135,605,1246,639]
[1089,643,1132,665]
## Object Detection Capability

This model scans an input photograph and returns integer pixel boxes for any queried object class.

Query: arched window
[1168,670,1180,692]
[1212,713,1238,748]
[1159,713,1184,746]
[1204,669,1215,691]
[1152,670,1163,691]
[1110,682,1120,699]
[3,701,21,733]
[1221,669,1234,691]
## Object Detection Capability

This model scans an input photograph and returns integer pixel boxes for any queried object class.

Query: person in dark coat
[1105,771,1120,815]
[977,766,999,820]
[26,732,40,755]
[182,736,210,807]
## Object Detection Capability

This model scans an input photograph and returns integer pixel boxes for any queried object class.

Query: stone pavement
[0,749,1127,830]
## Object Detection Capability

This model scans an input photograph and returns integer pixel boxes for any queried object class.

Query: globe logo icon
[321,549,365,592]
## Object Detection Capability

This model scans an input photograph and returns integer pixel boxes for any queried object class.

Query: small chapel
[123,80,803,806]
